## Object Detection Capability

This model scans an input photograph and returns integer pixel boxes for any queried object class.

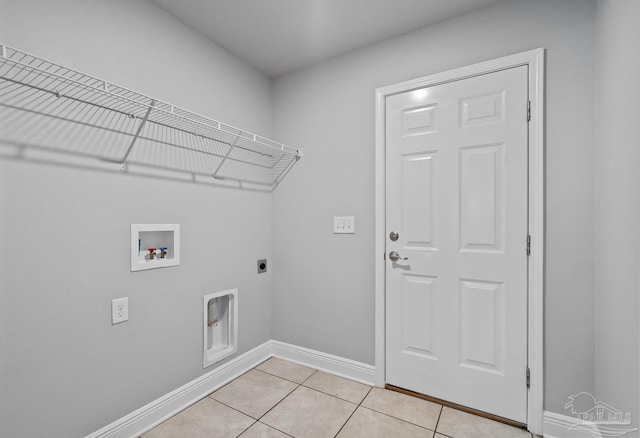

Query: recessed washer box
[131,224,180,272]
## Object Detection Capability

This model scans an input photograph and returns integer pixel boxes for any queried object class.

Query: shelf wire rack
[0,45,301,189]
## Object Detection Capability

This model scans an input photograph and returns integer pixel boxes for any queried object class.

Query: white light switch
[334,216,355,234]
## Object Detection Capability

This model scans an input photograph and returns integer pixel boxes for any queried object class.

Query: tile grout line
[205,398,262,423]
[255,420,296,438]
[233,418,259,438]
[230,358,374,437]
[206,368,299,419]
[205,363,263,401]
[433,404,445,437]
[358,404,439,434]
[359,389,442,433]
[332,385,374,437]
[300,377,373,405]
[250,363,368,438]
[208,359,311,438]
[147,357,529,438]
[149,359,443,438]
[225,382,299,438]
[250,359,373,438]
[256,358,318,386]
[255,379,302,422]
[254,367,311,385]
[250,367,319,436]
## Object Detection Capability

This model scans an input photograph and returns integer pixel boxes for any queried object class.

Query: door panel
[385,66,528,423]
[402,153,437,249]
[401,274,438,360]
[459,279,504,373]
[459,143,504,252]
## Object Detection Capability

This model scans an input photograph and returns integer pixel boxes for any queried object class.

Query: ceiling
[150,0,503,78]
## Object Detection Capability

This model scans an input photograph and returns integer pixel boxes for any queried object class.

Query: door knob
[389,251,408,261]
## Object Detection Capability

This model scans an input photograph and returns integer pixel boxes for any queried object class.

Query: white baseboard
[85,340,376,438]
[270,340,376,386]
[85,341,272,438]
[543,411,603,438]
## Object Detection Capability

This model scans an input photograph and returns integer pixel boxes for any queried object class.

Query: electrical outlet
[257,259,267,274]
[112,297,129,324]
[333,216,355,234]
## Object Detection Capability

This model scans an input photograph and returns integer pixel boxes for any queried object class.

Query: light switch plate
[334,216,355,234]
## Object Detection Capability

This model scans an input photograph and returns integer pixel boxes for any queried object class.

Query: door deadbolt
[389,231,399,241]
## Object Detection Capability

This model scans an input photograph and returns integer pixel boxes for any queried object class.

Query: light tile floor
[143,357,533,438]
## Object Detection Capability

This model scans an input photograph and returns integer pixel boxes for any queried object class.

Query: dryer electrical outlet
[334,216,355,234]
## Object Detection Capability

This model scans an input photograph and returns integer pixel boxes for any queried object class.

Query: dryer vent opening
[203,289,237,368]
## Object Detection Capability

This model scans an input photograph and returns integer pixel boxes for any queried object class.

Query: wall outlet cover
[112,297,129,324]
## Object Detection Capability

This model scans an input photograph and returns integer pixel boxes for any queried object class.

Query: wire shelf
[0,44,301,189]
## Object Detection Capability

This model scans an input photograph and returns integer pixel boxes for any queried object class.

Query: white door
[385,66,529,423]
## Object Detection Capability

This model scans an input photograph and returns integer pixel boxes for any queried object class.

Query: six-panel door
[385,65,529,423]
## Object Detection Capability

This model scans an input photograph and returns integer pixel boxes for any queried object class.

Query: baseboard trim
[543,411,603,438]
[85,341,272,438]
[85,340,376,438]
[270,340,376,386]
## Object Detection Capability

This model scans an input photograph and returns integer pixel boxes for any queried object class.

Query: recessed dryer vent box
[131,224,180,272]
[203,289,238,368]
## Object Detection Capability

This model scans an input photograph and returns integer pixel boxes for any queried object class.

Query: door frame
[374,48,545,434]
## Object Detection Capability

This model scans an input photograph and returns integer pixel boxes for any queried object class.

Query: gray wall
[4,0,637,435]
[595,0,640,434]
[0,0,274,436]
[272,0,597,415]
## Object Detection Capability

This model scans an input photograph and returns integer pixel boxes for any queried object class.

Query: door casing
[374,48,545,435]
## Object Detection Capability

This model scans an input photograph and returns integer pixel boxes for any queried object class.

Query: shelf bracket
[212,135,240,180]
[119,100,156,170]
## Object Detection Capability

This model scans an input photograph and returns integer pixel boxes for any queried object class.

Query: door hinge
[526,234,531,256]
[527,100,531,122]
[526,367,531,389]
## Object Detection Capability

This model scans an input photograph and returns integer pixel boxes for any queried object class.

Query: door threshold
[384,384,527,430]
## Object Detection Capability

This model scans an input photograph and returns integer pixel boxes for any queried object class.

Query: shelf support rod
[272,155,298,187]
[120,100,156,169]
[212,135,240,179]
